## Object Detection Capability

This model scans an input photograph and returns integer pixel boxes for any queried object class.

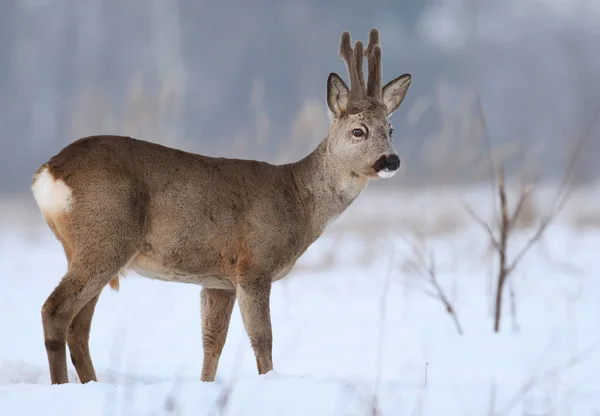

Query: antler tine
[354,40,366,94]
[366,28,379,56]
[339,31,353,61]
[339,31,366,102]
[366,28,382,99]
[339,31,354,82]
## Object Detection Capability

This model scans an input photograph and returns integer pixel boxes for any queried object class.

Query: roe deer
[31,28,411,384]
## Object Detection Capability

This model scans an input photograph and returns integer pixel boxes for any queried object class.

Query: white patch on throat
[377,169,397,179]
[31,167,73,216]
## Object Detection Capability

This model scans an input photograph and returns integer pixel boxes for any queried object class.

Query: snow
[1,187,600,415]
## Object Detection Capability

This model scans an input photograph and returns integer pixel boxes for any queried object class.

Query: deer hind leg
[41,244,139,385]
[236,279,273,375]
[39,186,148,384]
[67,292,101,383]
[42,260,122,384]
[200,288,236,382]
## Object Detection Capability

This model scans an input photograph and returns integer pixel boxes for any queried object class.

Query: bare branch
[424,253,464,335]
[493,166,510,332]
[506,214,553,275]
[550,103,600,216]
[398,279,440,300]
[395,232,464,335]
[462,200,500,249]
[508,185,533,229]
[466,0,498,221]
[474,93,499,218]
[465,0,600,334]
[506,104,600,275]
[498,167,509,234]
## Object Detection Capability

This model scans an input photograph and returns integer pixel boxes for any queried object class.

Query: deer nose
[385,154,400,171]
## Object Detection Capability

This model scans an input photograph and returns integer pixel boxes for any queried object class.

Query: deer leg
[37,170,148,385]
[67,292,101,383]
[236,279,273,375]
[200,288,236,382]
[41,262,120,385]
[42,231,139,385]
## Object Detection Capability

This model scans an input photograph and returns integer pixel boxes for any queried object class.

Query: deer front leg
[200,288,236,382]
[236,278,273,375]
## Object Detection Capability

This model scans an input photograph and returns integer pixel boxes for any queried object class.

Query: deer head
[326,28,411,179]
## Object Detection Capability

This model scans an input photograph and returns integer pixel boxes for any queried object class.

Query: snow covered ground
[1,187,599,415]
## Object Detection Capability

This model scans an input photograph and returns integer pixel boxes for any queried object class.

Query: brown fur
[108,277,120,291]
[31,28,412,384]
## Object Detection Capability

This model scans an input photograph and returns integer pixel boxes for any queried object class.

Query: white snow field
[1,186,599,415]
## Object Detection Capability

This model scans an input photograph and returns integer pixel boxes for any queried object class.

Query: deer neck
[289,138,368,242]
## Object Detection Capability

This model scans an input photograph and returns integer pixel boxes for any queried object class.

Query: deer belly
[126,254,235,290]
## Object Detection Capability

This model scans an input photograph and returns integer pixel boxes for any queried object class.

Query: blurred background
[1,0,598,198]
[1,1,600,414]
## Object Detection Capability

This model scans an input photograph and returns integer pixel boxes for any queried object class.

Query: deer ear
[382,73,411,116]
[327,73,349,117]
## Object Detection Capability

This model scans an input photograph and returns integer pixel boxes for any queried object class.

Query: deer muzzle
[373,154,400,178]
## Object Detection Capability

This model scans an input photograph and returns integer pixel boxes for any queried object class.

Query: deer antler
[339,31,367,104]
[365,28,382,100]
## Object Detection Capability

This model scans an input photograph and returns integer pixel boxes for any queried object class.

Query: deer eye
[389,128,394,139]
[352,128,365,138]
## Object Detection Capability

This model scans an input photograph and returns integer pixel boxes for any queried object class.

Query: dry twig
[463,104,600,332]
[399,234,464,335]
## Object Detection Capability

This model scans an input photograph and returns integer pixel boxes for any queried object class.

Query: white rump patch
[377,169,397,179]
[31,167,73,216]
